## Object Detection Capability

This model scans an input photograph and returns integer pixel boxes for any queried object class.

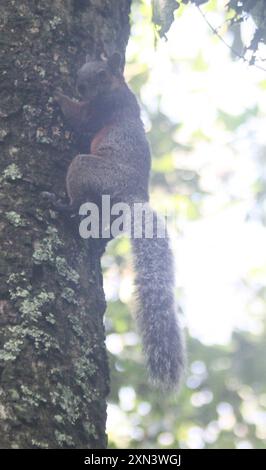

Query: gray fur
[55,53,186,390]
[131,205,185,389]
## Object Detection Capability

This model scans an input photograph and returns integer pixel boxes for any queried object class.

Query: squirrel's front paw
[41,191,57,203]
[41,192,73,215]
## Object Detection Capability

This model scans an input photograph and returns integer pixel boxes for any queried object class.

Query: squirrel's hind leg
[66,154,135,206]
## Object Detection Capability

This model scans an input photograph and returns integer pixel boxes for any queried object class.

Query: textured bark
[0,0,131,449]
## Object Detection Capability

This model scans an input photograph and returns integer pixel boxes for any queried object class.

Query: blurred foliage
[106,323,266,448]
[152,1,210,38]
[151,0,266,68]
[103,0,266,449]
[227,0,266,62]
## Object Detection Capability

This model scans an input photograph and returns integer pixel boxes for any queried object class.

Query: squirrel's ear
[108,52,122,73]
[100,52,108,61]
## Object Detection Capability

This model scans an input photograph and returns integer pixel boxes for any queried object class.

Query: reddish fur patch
[90,125,111,154]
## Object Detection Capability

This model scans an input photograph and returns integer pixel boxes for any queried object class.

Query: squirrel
[52,52,185,390]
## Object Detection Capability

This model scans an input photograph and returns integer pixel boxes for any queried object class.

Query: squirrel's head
[76,52,124,100]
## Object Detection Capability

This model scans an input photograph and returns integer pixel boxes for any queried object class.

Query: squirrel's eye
[97,70,108,82]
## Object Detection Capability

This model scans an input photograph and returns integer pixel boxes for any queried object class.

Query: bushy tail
[130,203,185,390]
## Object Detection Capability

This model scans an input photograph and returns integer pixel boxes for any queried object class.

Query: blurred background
[102,0,266,448]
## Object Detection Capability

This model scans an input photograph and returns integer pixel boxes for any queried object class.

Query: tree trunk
[0,0,131,449]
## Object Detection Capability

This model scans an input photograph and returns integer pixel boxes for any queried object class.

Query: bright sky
[175,210,266,343]
[125,1,266,345]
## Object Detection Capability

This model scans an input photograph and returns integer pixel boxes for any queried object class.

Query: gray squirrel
[52,52,185,389]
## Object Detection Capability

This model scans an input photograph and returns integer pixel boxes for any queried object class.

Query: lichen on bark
[0,0,131,449]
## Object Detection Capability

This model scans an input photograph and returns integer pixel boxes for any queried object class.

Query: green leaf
[152,0,180,38]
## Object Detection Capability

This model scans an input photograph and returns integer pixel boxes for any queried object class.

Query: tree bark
[0,0,131,449]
